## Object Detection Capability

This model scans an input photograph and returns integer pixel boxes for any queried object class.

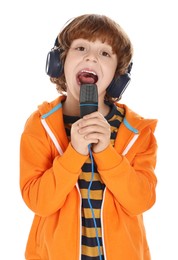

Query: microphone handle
[80,102,98,117]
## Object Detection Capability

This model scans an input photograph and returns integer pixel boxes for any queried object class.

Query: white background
[0,0,177,259]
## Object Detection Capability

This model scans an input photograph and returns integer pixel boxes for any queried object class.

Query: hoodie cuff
[93,144,122,170]
[56,143,89,173]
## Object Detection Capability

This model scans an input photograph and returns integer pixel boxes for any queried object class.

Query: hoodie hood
[117,103,158,133]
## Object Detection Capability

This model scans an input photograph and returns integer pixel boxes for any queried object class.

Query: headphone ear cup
[107,62,133,99]
[106,72,131,99]
[45,48,63,78]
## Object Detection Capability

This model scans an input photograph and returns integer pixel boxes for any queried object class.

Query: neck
[62,98,80,116]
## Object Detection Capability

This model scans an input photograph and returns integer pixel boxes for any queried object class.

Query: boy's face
[64,38,117,102]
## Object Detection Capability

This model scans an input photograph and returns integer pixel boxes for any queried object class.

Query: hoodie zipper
[76,183,82,260]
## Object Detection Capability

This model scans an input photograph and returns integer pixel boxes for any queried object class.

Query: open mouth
[77,70,98,85]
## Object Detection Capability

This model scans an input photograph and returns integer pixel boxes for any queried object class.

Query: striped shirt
[63,103,125,260]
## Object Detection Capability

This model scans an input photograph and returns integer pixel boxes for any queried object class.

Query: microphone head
[80,84,98,103]
[80,84,98,117]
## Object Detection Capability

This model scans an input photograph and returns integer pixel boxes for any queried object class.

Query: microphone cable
[88,144,102,260]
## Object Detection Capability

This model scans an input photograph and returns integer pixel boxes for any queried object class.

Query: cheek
[64,53,78,76]
[64,58,74,82]
[110,61,117,80]
[64,55,79,89]
[104,62,117,79]
[63,55,70,73]
[111,58,118,72]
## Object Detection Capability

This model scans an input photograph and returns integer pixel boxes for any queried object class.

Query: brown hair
[50,14,133,98]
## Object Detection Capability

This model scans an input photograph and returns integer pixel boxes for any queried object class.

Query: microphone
[80,84,98,117]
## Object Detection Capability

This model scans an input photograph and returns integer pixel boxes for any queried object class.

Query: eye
[76,46,85,51]
[101,51,111,57]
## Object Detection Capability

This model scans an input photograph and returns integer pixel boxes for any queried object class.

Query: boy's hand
[71,112,111,155]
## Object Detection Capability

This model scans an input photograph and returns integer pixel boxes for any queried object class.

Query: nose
[85,51,98,63]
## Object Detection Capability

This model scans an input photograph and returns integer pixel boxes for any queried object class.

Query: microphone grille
[80,84,98,103]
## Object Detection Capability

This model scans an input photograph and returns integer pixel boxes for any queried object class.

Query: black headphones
[46,37,133,99]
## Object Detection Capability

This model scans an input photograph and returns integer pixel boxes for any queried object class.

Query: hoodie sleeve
[93,125,158,216]
[20,111,88,217]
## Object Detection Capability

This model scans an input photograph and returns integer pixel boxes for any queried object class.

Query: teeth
[81,70,97,75]
[78,69,98,84]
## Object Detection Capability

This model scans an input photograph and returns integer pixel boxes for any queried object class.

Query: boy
[20,14,158,260]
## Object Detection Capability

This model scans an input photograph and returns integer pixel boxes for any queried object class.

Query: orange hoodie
[20,96,158,260]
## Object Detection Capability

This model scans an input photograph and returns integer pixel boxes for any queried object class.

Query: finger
[78,124,109,135]
[83,111,104,120]
[78,117,108,129]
